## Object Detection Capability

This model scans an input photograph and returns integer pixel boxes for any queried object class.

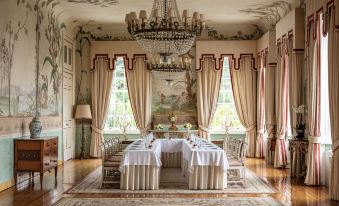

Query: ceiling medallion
[125,0,205,72]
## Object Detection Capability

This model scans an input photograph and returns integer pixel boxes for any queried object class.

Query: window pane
[115,79,125,90]
[212,57,244,131]
[105,57,137,131]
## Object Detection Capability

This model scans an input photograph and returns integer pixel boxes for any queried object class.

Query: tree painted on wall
[0,2,32,116]
[43,11,65,115]
[75,26,91,104]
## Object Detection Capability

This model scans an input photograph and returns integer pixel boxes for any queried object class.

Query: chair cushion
[107,156,122,162]
[228,159,244,167]
[103,161,120,167]
[115,152,123,156]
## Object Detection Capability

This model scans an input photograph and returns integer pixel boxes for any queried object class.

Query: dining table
[119,135,229,190]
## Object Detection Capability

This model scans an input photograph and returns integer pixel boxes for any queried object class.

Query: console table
[14,136,58,188]
[150,129,198,139]
[289,139,308,179]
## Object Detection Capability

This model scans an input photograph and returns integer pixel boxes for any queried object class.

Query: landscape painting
[152,69,197,116]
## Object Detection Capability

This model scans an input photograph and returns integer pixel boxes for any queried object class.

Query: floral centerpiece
[168,113,178,130]
[156,124,164,130]
[119,116,131,140]
[292,105,307,139]
[184,123,192,131]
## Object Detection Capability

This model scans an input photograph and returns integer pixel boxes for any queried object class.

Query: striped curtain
[328,3,339,199]
[274,39,290,168]
[256,55,265,158]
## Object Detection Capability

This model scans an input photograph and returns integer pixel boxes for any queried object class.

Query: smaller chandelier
[148,54,192,72]
[125,0,205,56]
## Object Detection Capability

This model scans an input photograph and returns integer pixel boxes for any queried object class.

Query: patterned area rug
[54,197,282,206]
[66,167,276,194]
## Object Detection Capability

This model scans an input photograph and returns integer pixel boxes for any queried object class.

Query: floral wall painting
[0,0,65,117]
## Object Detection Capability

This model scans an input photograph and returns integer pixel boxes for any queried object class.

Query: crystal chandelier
[125,0,205,57]
[149,54,192,72]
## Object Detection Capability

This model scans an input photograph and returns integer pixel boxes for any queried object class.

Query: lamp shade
[75,105,92,119]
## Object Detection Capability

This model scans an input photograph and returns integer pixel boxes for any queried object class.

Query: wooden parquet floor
[0,158,338,206]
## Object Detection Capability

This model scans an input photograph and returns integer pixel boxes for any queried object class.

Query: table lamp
[75,104,92,159]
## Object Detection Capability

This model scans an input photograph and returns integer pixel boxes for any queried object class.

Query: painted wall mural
[151,49,197,117]
[152,69,197,116]
[67,0,119,7]
[0,0,65,117]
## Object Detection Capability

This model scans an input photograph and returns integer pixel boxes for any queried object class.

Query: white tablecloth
[119,138,228,190]
[182,140,229,174]
[160,139,183,153]
[119,140,162,174]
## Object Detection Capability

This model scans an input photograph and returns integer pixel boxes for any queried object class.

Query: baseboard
[0,179,14,192]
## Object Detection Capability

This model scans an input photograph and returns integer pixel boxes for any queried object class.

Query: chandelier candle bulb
[182,9,189,18]
[125,13,130,23]
[200,14,205,21]
[192,12,199,20]
[130,12,137,21]
[167,8,174,18]
[139,10,147,20]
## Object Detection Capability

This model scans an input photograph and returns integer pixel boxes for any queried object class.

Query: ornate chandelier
[149,54,192,72]
[125,0,205,57]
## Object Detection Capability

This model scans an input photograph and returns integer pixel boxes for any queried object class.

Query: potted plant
[292,105,307,139]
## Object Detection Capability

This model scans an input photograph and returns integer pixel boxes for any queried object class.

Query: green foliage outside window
[211,58,244,131]
[105,57,136,130]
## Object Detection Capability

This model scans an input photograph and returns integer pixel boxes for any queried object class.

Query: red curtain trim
[91,54,111,71]
[197,54,257,71]
[306,0,338,46]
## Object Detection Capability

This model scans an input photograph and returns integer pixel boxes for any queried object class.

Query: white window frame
[211,57,245,133]
[104,57,138,133]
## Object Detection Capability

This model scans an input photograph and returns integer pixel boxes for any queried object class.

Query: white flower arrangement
[292,105,307,114]
[184,123,192,129]
[156,124,164,130]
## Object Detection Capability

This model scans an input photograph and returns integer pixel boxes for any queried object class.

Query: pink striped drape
[305,14,322,186]
[274,41,290,168]
[328,3,339,199]
[265,65,277,165]
[230,56,257,157]
[256,55,265,158]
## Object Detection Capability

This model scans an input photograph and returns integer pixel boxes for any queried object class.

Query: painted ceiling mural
[52,0,300,41]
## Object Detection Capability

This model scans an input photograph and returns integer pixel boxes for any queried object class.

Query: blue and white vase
[29,116,42,138]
